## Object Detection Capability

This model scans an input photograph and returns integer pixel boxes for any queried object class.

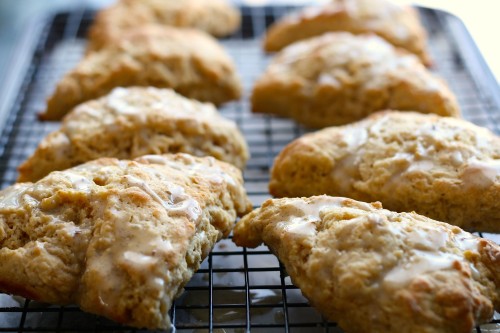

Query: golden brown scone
[253,32,459,128]
[0,153,252,329]
[41,25,241,121]
[233,196,500,333]
[19,87,249,182]
[264,0,431,66]
[270,111,500,232]
[87,0,241,52]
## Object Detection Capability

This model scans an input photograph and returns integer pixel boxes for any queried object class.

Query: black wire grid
[0,5,499,333]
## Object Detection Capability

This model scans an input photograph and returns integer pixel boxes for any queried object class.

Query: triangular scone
[87,0,241,52]
[40,25,241,120]
[264,0,430,65]
[0,153,252,329]
[253,33,459,128]
[270,111,500,232]
[233,196,500,333]
[19,87,249,182]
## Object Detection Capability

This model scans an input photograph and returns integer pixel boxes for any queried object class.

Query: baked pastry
[19,87,249,182]
[87,0,241,52]
[0,153,252,329]
[252,32,459,128]
[40,25,241,120]
[233,196,500,333]
[263,0,431,66]
[270,111,500,232]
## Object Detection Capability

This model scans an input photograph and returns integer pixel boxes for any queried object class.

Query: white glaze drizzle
[124,174,201,222]
[406,227,448,251]
[122,251,158,267]
[341,127,368,150]
[138,154,172,165]
[104,87,218,120]
[139,154,236,186]
[63,172,94,192]
[383,222,481,288]
[167,184,202,222]
[460,157,500,188]
[89,202,181,312]
[0,184,29,208]
[384,250,461,287]
[406,159,435,173]
[277,197,374,236]
[281,216,318,236]
[318,73,341,88]
[453,230,480,253]
[450,151,464,166]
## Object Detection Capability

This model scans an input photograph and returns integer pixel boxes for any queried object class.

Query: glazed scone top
[3,153,250,283]
[64,87,238,135]
[234,196,493,287]
[20,87,249,182]
[87,0,241,52]
[233,196,500,332]
[323,111,500,192]
[265,32,453,116]
[269,32,417,79]
[264,0,430,65]
[0,153,252,329]
[272,111,500,193]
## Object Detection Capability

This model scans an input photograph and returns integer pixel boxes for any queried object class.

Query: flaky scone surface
[270,111,500,232]
[253,32,458,128]
[41,25,241,120]
[233,196,500,333]
[20,87,249,182]
[88,0,241,52]
[1,153,252,329]
[264,0,430,65]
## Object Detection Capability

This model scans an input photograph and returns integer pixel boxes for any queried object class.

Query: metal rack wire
[0,5,499,333]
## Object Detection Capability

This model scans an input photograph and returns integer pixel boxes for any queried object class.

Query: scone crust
[253,32,459,128]
[264,0,431,65]
[0,153,252,329]
[270,111,500,232]
[41,25,241,120]
[20,87,249,182]
[87,0,241,52]
[233,196,500,333]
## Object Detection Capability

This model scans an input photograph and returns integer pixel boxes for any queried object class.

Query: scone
[40,25,241,120]
[19,87,249,182]
[263,0,431,65]
[252,32,459,128]
[270,111,500,232]
[233,196,500,333]
[87,0,241,52]
[0,153,252,329]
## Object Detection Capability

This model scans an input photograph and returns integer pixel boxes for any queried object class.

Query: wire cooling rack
[0,5,499,333]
